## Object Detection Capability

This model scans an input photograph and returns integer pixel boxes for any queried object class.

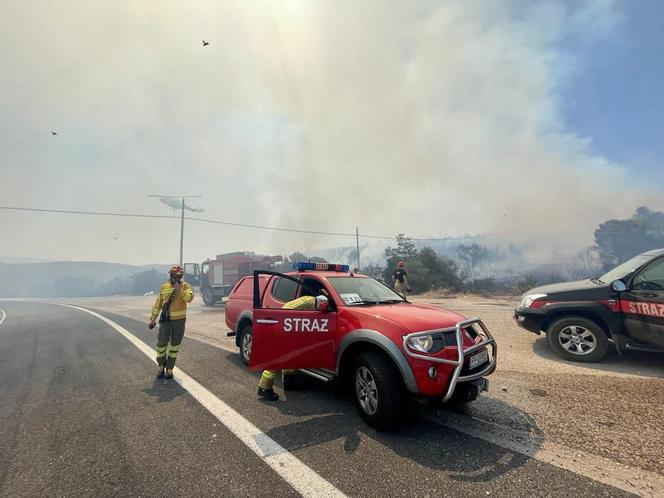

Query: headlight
[520,293,547,308]
[407,334,434,353]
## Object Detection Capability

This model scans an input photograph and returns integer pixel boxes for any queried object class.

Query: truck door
[622,257,664,347]
[184,263,200,287]
[249,271,337,371]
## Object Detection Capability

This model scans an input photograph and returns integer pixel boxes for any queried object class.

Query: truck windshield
[327,277,406,305]
[599,253,654,283]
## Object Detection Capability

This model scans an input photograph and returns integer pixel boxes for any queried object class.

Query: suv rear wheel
[239,324,252,366]
[352,352,403,430]
[547,316,609,362]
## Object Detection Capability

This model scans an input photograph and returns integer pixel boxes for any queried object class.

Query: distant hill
[0,261,170,298]
[0,256,54,264]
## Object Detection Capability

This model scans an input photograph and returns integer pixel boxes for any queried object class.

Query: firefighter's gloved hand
[148,320,156,329]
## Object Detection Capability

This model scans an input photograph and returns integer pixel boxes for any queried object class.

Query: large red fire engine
[184,252,282,306]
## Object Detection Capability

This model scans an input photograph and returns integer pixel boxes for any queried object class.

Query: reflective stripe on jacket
[150,282,194,321]
[282,295,316,310]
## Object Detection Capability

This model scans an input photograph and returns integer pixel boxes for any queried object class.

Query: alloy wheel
[558,325,597,355]
[355,366,379,415]
[241,332,252,362]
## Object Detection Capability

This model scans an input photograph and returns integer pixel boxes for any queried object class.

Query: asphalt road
[0,300,658,497]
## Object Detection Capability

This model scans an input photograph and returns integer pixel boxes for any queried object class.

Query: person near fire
[148,265,194,379]
[392,260,411,295]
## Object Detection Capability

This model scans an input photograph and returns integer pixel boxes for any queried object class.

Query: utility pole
[356,226,361,270]
[149,194,202,266]
[180,198,185,267]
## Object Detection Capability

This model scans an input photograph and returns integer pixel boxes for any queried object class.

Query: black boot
[157,367,165,379]
[257,387,279,401]
[164,369,174,380]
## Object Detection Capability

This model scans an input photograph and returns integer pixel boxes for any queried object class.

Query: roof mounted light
[293,261,350,272]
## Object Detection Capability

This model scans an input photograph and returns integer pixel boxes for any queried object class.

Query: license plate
[469,349,489,369]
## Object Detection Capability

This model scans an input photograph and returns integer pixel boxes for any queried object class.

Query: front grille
[464,325,479,340]
[432,330,457,350]
[431,327,477,350]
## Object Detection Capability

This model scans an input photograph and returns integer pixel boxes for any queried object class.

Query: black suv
[514,249,664,362]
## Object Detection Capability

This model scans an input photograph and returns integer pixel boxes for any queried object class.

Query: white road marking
[58,303,346,498]
[427,412,664,498]
[0,309,6,325]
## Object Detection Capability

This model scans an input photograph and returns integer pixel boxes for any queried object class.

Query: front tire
[547,316,608,362]
[239,325,252,366]
[352,352,403,430]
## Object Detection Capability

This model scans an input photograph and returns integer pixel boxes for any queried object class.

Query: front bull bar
[402,318,497,402]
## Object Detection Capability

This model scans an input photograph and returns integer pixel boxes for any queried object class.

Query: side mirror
[315,295,329,312]
[610,279,627,292]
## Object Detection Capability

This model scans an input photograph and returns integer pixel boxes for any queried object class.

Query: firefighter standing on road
[393,261,411,295]
[148,265,194,379]
[257,294,316,401]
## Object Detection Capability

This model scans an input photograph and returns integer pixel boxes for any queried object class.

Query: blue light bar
[293,261,350,272]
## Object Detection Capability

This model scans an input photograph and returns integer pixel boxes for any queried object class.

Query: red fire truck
[184,252,282,306]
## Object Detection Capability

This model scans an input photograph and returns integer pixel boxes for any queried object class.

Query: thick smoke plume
[157,198,204,213]
[0,1,662,265]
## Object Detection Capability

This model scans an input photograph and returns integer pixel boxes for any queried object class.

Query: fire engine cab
[225,262,497,429]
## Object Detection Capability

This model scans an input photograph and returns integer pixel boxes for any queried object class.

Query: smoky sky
[1,1,662,265]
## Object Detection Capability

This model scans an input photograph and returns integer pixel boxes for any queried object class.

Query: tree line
[360,206,664,295]
[41,205,664,298]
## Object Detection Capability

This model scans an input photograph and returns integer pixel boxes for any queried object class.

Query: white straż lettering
[282,317,330,332]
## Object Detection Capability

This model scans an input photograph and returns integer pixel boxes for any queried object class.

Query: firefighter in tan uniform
[257,295,316,401]
[393,260,411,295]
[148,265,194,379]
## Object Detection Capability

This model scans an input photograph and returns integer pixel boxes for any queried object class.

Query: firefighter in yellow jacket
[148,265,194,379]
[257,294,316,401]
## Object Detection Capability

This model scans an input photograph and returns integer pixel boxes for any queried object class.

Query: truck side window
[632,259,664,291]
[271,277,299,302]
[300,278,326,297]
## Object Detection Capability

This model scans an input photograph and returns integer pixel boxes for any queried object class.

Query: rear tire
[352,352,403,430]
[239,325,252,366]
[202,289,217,306]
[547,316,608,362]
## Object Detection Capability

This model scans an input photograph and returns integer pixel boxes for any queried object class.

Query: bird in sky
[202,39,210,47]
[51,131,57,136]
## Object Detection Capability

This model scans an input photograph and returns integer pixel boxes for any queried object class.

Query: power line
[0,205,174,220]
[0,205,484,242]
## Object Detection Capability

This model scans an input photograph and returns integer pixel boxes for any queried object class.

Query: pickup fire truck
[184,252,282,306]
[514,248,664,362]
[225,262,497,429]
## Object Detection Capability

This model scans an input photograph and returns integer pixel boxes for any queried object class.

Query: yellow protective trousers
[258,369,295,390]
[156,319,186,369]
